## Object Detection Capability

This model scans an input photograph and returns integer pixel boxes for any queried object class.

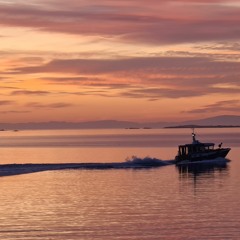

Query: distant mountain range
[165,115,240,128]
[1,115,240,130]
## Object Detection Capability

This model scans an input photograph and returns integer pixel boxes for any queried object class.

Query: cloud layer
[11,56,240,99]
[184,100,240,113]
[0,0,240,45]
[0,0,239,121]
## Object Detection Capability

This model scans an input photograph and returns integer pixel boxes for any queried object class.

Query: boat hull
[176,157,230,166]
[175,148,231,165]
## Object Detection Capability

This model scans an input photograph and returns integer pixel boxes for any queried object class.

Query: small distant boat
[175,129,231,165]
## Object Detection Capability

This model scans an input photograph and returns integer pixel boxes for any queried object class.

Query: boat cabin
[178,143,214,156]
[177,142,215,161]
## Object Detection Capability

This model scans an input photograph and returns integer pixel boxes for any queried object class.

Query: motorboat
[175,130,231,165]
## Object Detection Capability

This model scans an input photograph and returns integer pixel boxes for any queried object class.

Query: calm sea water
[0,128,239,239]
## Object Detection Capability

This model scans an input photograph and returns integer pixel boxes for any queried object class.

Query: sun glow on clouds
[0,0,240,123]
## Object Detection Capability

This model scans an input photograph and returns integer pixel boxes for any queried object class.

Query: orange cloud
[2,55,236,101]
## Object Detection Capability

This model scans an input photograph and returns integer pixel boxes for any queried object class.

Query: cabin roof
[179,142,214,147]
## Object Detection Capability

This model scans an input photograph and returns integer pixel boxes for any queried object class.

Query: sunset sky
[0,0,240,123]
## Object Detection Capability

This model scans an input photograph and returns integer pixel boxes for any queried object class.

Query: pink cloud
[0,100,15,106]
[25,102,73,108]
[0,0,239,44]
[11,90,51,95]
[14,56,240,82]
[183,100,240,113]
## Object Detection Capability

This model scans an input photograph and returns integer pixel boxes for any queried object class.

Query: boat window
[179,146,188,155]
[179,147,182,156]
[182,147,186,155]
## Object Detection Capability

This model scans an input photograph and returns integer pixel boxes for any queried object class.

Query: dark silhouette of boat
[175,129,231,165]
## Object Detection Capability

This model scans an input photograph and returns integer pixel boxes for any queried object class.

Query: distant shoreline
[164,125,240,129]
[0,115,240,130]
[1,126,240,131]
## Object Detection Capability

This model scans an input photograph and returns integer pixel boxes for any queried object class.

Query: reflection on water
[177,159,231,196]
[177,160,230,185]
[177,160,229,177]
[0,160,238,240]
[0,129,239,239]
[1,128,240,148]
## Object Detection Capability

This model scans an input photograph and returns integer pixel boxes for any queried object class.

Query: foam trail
[0,157,175,177]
